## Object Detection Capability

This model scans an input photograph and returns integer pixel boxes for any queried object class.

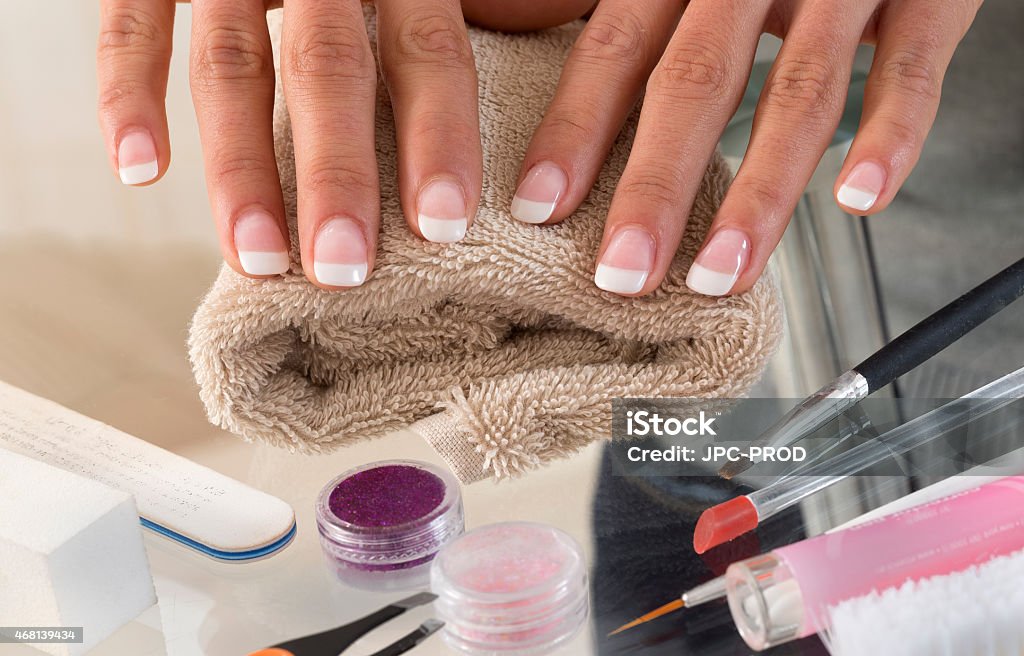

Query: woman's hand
[97,0,482,288]
[511,0,983,296]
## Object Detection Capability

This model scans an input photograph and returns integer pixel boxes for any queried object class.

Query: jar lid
[432,522,590,655]
[316,460,463,570]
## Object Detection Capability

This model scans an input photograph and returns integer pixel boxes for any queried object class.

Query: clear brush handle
[750,364,1024,517]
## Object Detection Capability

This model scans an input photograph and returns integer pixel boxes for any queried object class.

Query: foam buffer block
[0,449,156,655]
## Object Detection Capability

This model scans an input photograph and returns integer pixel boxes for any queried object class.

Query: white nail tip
[118,161,159,186]
[594,264,649,295]
[686,263,738,297]
[314,261,367,287]
[510,196,555,224]
[418,215,468,243]
[837,184,878,212]
[237,251,290,276]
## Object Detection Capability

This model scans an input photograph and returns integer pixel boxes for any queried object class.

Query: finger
[834,0,981,215]
[592,0,769,296]
[377,0,480,243]
[281,0,378,289]
[97,0,175,186]
[509,0,680,225]
[687,1,874,297]
[190,0,290,278]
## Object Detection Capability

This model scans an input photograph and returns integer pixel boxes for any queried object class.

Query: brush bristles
[824,548,1024,655]
[607,599,685,636]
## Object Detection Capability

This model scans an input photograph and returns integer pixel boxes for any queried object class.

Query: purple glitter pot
[316,460,464,590]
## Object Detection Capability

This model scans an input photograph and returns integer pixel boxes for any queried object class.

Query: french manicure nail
[117,130,158,185]
[234,210,290,276]
[686,228,750,297]
[837,161,886,212]
[314,217,368,287]
[594,227,656,295]
[417,179,468,243]
[511,161,568,224]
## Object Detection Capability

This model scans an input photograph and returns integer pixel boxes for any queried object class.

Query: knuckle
[878,110,923,147]
[572,10,649,69]
[765,56,839,116]
[543,103,601,143]
[876,49,941,100]
[305,158,376,196]
[409,108,476,142]
[289,22,375,82]
[735,175,788,211]
[97,81,137,114]
[618,167,684,208]
[210,152,276,186]
[193,26,272,85]
[649,38,730,101]
[393,11,473,67]
[98,6,163,55]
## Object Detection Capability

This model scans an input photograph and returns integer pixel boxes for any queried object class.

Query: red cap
[693,496,758,554]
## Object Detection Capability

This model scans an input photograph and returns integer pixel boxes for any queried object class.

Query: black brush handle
[855,256,1024,392]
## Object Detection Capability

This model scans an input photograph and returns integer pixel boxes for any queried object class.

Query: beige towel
[188,10,782,484]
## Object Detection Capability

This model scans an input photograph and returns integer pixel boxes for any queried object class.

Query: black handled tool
[719,255,1024,479]
[248,592,439,656]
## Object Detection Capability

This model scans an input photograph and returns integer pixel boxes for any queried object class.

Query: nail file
[0,380,296,561]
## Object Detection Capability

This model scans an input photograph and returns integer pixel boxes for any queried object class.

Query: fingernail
[594,227,655,295]
[234,210,290,276]
[837,161,886,212]
[117,130,158,185]
[686,228,750,297]
[417,179,468,243]
[511,161,568,224]
[314,217,368,287]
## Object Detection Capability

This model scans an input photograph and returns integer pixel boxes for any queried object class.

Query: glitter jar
[316,460,464,590]
[431,522,590,655]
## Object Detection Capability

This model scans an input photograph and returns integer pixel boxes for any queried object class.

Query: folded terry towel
[189,9,782,484]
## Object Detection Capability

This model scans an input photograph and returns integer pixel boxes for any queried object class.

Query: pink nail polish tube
[725,476,1024,650]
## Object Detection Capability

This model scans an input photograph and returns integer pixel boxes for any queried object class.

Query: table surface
[0,237,846,656]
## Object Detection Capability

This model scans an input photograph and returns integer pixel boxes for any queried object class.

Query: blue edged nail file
[0,381,296,562]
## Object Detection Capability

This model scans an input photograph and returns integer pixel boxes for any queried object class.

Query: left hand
[508,0,983,296]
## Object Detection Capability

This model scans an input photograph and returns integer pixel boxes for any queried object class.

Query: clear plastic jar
[316,460,464,590]
[431,522,590,655]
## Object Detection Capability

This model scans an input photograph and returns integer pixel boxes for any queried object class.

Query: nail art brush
[607,576,726,636]
[612,422,1024,638]
[697,363,1024,553]
[719,255,1024,479]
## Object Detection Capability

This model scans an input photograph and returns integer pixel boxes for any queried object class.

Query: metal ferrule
[720,371,869,477]
[683,575,728,608]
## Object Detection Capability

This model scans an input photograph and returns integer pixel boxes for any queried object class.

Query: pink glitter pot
[431,522,590,655]
[316,460,464,590]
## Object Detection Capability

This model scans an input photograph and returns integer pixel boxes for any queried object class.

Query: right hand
[97,0,483,289]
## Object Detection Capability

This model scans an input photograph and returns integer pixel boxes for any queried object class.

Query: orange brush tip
[693,496,758,554]
[247,650,294,656]
[607,598,685,636]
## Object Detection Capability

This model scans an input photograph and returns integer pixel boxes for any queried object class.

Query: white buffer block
[0,450,156,656]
